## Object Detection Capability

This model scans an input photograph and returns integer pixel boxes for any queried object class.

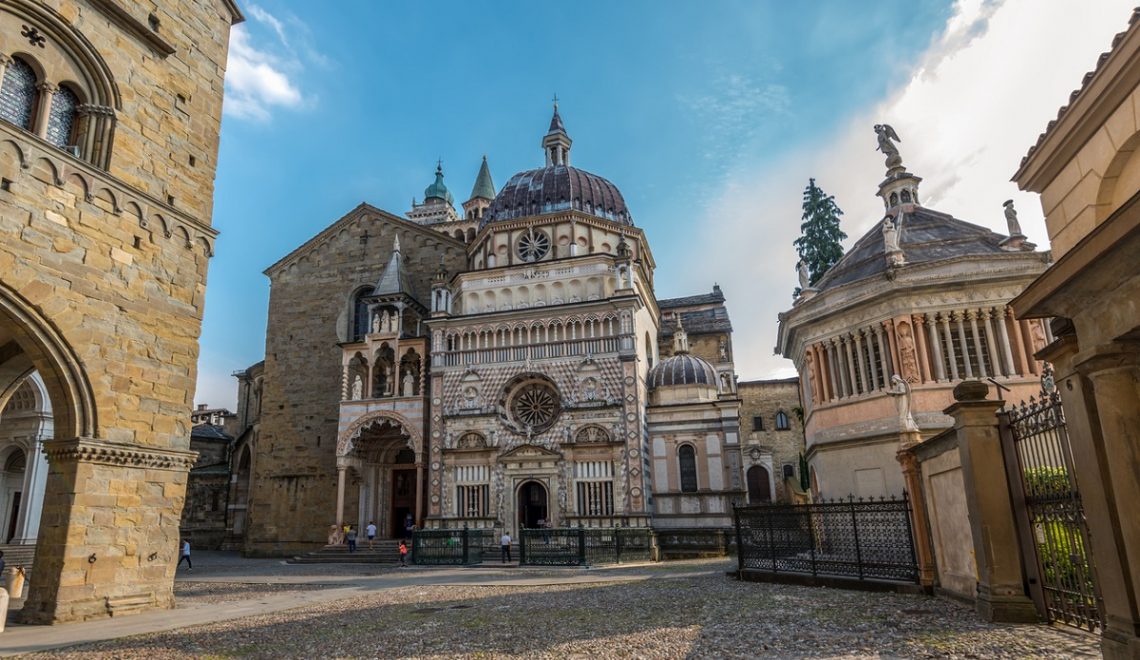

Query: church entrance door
[391,468,416,538]
[517,481,547,530]
[747,465,771,503]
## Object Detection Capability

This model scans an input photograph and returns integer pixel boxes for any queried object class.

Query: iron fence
[411,528,490,565]
[734,495,919,584]
[519,527,653,566]
[1000,389,1101,633]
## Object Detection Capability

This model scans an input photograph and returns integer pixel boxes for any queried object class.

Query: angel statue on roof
[874,124,903,170]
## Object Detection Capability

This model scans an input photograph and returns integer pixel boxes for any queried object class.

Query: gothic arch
[0,280,97,439]
[336,410,422,458]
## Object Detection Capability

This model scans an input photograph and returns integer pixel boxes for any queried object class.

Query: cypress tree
[793,178,847,290]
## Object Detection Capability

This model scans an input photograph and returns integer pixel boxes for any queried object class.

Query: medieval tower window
[775,410,790,431]
[0,57,38,130]
[752,416,765,431]
[352,288,371,341]
[678,444,698,493]
[45,85,79,149]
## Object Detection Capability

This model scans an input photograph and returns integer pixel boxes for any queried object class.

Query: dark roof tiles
[480,165,633,228]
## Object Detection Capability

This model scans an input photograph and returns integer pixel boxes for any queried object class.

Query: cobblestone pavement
[18,559,1097,659]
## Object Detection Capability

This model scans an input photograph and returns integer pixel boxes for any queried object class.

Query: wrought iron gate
[999,383,1101,633]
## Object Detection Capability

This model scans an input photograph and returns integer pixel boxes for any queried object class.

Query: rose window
[516,228,550,262]
[508,381,561,432]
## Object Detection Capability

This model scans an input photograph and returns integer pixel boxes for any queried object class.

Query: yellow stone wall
[0,0,236,622]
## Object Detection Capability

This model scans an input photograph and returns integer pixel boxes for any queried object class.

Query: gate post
[896,448,936,588]
[462,526,470,565]
[996,410,1047,619]
[946,380,1038,623]
[577,525,587,566]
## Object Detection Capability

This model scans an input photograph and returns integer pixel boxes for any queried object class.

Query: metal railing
[411,528,491,565]
[734,495,919,584]
[519,527,653,566]
[999,389,1101,633]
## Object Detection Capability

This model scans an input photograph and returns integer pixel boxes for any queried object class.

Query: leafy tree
[793,178,847,290]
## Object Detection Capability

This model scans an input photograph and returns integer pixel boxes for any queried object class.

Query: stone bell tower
[0,0,241,622]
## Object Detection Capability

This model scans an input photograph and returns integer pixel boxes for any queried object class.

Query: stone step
[287,542,405,564]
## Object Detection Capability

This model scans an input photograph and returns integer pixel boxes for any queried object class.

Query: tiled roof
[814,207,1011,290]
[1019,8,1140,170]
[658,307,733,337]
[190,425,233,442]
[658,286,725,309]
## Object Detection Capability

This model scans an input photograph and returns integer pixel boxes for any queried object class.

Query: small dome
[424,164,454,205]
[480,165,632,229]
[647,353,718,389]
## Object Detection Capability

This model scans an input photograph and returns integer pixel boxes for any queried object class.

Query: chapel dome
[480,165,632,228]
[479,104,634,229]
[423,164,454,205]
[647,352,718,390]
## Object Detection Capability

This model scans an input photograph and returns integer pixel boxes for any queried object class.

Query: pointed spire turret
[468,155,496,201]
[543,97,573,167]
[672,315,690,354]
[373,235,416,299]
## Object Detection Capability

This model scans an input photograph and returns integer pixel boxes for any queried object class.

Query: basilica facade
[242,108,794,554]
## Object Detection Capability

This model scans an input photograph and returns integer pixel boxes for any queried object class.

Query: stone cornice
[42,438,196,470]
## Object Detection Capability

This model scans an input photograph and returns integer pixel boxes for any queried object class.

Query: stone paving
[4,553,1099,659]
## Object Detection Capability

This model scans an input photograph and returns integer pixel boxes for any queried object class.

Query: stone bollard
[5,567,24,599]
[0,587,8,633]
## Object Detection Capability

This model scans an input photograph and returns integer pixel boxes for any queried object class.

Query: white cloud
[678,74,790,168]
[224,5,314,122]
[694,0,1135,381]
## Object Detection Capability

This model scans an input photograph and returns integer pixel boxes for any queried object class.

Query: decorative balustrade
[439,335,628,367]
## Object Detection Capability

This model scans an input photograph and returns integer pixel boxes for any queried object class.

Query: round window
[517,228,550,262]
[504,379,561,433]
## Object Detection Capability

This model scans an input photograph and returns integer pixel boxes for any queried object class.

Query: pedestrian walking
[366,521,377,549]
[500,531,512,563]
[399,540,408,567]
[177,539,192,571]
[346,525,358,553]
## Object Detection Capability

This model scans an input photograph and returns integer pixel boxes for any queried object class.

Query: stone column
[883,320,901,378]
[415,462,425,527]
[843,334,859,396]
[896,448,936,589]
[1074,343,1140,659]
[335,465,347,527]
[945,381,1037,622]
[940,313,959,380]
[855,330,871,392]
[994,307,1016,376]
[954,312,974,378]
[982,309,1002,378]
[829,339,845,399]
[34,82,56,139]
[1019,319,1039,375]
[968,311,988,378]
[912,315,930,383]
[927,313,946,381]
[1007,308,1029,376]
[874,326,891,384]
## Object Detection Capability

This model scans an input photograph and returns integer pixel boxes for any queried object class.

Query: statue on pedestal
[882,216,900,253]
[887,374,920,434]
[1003,199,1023,236]
[371,313,381,334]
[797,261,810,291]
[402,372,415,397]
[874,123,903,170]
[351,375,363,400]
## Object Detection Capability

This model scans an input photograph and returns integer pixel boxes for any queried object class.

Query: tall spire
[543,99,572,167]
[468,155,496,201]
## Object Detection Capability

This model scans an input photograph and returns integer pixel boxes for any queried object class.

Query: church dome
[424,164,454,205]
[647,352,718,389]
[479,105,633,229]
[480,165,632,228]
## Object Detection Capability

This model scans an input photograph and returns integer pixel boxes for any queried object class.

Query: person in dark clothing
[346,526,358,552]
[177,539,192,571]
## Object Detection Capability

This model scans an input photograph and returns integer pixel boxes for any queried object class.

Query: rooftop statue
[1003,199,1023,236]
[797,260,810,291]
[874,124,903,171]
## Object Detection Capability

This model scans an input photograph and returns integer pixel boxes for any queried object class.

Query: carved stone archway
[337,409,422,459]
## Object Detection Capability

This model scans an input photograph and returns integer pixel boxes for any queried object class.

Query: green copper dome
[424,163,454,205]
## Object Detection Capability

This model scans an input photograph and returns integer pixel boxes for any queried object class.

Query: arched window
[0,57,39,130]
[775,410,790,431]
[351,289,370,341]
[46,85,80,149]
[678,445,698,493]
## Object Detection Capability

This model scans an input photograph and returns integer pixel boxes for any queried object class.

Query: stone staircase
[288,540,403,564]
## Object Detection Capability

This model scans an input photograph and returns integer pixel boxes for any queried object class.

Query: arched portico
[336,411,423,538]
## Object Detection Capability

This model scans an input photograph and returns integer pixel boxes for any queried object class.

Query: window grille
[678,445,698,493]
[0,58,37,130]
[457,484,489,517]
[46,85,79,149]
[575,461,614,515]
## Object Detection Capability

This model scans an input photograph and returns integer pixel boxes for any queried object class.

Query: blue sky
[196,1,1135,408]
